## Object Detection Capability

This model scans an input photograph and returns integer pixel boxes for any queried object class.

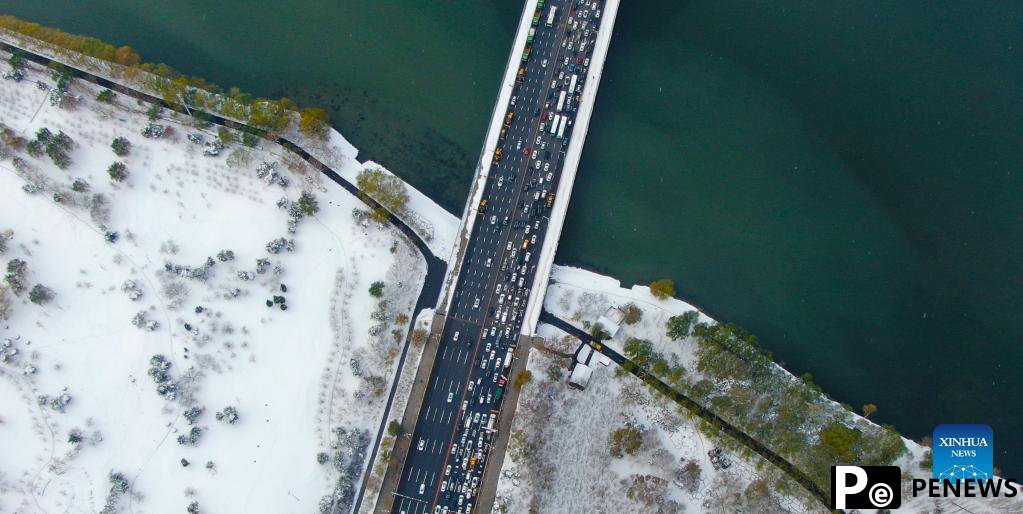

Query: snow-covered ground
[0,58,425,513]
[493,343,820,513]
[497,265,1022,513]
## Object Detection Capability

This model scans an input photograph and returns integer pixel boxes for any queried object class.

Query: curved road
[0,39,447,514]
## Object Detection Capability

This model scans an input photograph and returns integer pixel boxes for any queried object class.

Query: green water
[3,0,1020,473]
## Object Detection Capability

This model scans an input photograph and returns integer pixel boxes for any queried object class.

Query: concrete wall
[521,0,622,335]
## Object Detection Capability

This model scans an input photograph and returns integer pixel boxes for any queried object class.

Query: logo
[933,424,993,481]
[830,465,902,509]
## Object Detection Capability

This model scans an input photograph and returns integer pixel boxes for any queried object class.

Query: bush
[298,191,319,216]
[387,420,403,437]
[242,132,258,147]
[609,426,643,457]
[299,107,329,139]
[97,89,115,103]
[368,281,384,298]
[357,168,409,215]
[217,126,236,145]
[107,161,128,181]
[514,369,532,389]
[28,284,54,304]
[110,137,131,156]
[621,303,643,325]
[146,104,162,121]
[666,311,699,340]
[648,279,675,300]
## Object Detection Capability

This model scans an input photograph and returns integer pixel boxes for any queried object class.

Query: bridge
[374,0,620,512]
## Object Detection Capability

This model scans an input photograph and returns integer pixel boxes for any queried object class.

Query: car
[497,176,504,187]
[447,392,454,403]
[531,235,537,244]
[418,439,425,451]
[467,380,475,392]
[585,57,591,67]
[532,149,539,159]
[518,277,525,287]
[541,58,548,68]
[485,257,492,268]
[419,483,426,495]
[453,331,460,342]
[506,241,512,251]
[524,224,531,234]
[516,138,522,150]
[473,297,480,308]
[534,160,541,170]
[441,480,448,492]
[489,215,497,225]
[547,171,553,181]
[543,161,550,171]
[498,376,507,386]
[461,400,468,412]
[445,464,452,476]
[458,495,464,506]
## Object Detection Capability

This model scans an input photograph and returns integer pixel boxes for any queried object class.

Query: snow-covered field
[495,265,1022,513]
[0,58,426,513]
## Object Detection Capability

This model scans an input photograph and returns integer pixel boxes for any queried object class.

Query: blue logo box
[932,424,993,481]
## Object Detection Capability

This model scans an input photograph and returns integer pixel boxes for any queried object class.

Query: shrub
[107,161,128,181]
[298,191,319,216]
[368,281,384,298]
[648,279,675,300]
[28,284,54,304]
[97,89,115,103]
[299,107,329,139]
[609,426,643,457]
[621,303,643,325]
[110,137,131,156]
[666,311,699,340]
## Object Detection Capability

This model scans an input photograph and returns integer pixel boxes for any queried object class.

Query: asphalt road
[390,1,608,513]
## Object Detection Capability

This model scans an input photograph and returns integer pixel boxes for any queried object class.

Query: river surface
[3,0,1020,473]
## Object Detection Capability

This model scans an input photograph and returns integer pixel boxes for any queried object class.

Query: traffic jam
[423,1,607,513]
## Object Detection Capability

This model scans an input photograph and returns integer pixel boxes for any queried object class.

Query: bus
[549,114,560,135]
[568,74,578,96]
[532,9,541,26]
[537,0,546,7]
[546,6,557,27]
[557,116,567,139]
[527,27,535,44]
[556,90,566,111]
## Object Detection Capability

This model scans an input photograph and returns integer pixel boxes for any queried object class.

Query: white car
[543,162,550,172]
[447,392,454,403]
[516,138,522,150]
[489,215,497,224]
[541,58,548,68]
[534,160,541,169]
[419,483,426,495]
[445,464,452,476]
[473,297,480,308]
[417,439,425,451]
[546,171,553,181]
[453,331,460,341]
[441,480,448,492]
[506,241,512,251]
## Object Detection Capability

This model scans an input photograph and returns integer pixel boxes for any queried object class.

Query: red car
[523,146,531,156]
[497,376,507,387]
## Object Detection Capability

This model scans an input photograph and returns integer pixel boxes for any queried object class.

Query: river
[2,0,1019,474]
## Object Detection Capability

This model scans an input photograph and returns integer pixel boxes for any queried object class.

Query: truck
[549,114,560,135]
[503,111,514,128]
[485,413,496,432]
[504,349,513,371]
[556,90,566,111]
[521,46,531,62]
[532,9,541,26]
[546,6,557,27]
[493,148,503,163]
[568,74,578,96]
[527,27,536,44]
[557,115,567,139]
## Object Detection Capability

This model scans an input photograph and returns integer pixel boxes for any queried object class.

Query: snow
[0,58,425,513]
[521,265,1023,512]
[494,346,818,514]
